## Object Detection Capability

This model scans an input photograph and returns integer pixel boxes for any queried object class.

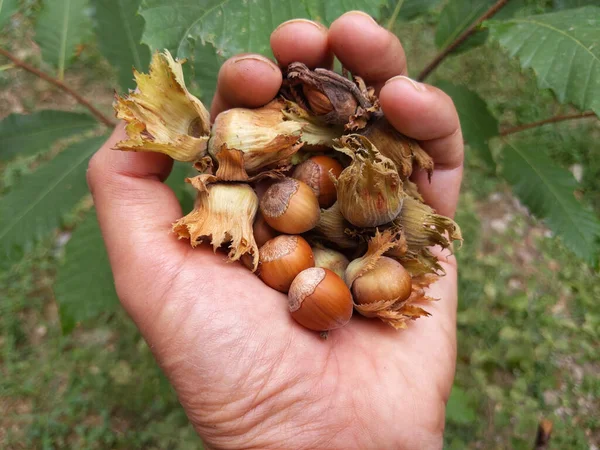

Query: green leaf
[303,0,386,26]
[140,0,308,62]
[435,0,495,54]
[34,0,92,79]
[0,134,108,263]
[446,386,477,425]
[501,139,600,264]
[0,111,97,162]
[488,7,600,117]
[189,41,225,107]
[54,209,119,334]
[0,0,19,29]
[92,0,151,92]
[553,0,597,10]
[435,81,498,169]
[381,0,442,25]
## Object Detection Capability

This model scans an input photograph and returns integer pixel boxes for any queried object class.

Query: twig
[386,0,405,31]
[500,111,597,136]
[417,0,509,81]
[0,46,116,127]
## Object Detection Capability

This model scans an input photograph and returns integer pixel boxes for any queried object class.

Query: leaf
[166,160,195,212]
[446,386,477,425]
[501,139,600,264]
[488,7,600,117]
[0,111,97,162]
[553,0,597,10]
[435,81,498,169]
[0,134,108,264]
[189,41,225,107]
[381,0,442,24]
[34,0,92,79]
[435,0,496,54]
[54,209,119,334]
[302,0,386,26]
[0,0,19,29]
[141,0,307,63]
[92,0,151,92]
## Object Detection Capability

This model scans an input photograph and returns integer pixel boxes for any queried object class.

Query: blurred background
[1,0,599,448]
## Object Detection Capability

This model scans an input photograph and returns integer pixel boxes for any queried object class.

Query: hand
[87,11,463,450]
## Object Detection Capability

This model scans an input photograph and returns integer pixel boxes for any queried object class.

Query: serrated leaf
[435,0,496,54]
[436,81,498,169]
[54,209,119,334]
[34,0,92,79]
[446,386,477,425]
[398,0,443,21]
[302,0,386,26]
[0,0,19,29]
[501,139,600,264]
[488,7,600,117]
[92,0,151,92]
[0,134,108,264]
[553,0,597,10]
[0,111,97,162]
[140,0,308,64]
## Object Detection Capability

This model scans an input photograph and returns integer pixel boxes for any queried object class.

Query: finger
[328,11,407,91]
[379,76,464,218]
[270,19,333,69]
[87,124,187,317]
[210,54,282,118]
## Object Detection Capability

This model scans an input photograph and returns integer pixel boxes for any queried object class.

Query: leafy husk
[345,229,436,329]
[172,175,259,271]
[113,51,210,162]
[334,135,404,227]
[313,202,359,249]
[283,62,378,130]
[361,118,434,180]
[390,196,462,276]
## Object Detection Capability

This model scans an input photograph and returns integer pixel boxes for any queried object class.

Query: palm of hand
[133,238,456,449]
[89,12,463,450]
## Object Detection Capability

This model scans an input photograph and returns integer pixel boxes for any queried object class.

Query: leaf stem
[386,0,405,31]
[500,112,597,136]
[0,46,116,128]
[417,0,509,81]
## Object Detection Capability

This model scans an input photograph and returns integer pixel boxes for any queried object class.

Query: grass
[1,2,600,449]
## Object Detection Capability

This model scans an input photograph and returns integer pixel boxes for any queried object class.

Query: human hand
[87,11,463,450]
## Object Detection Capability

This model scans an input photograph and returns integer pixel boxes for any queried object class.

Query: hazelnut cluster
[113,51,462,333]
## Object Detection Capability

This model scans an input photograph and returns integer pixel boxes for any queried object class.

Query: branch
[417,0,509,81]
[500,111,597,136]
[0,47,116,127]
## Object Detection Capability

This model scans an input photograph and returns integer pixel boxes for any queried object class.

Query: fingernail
[274,18,327,33]
[232,54,279,73]
[385,75,426,92]
[346,10,379,26]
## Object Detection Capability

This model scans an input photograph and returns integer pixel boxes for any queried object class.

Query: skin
[87,12,463,450]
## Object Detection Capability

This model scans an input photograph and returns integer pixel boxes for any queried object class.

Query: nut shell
[260,177,320,234]
[259,235,314,292]
[351,256,411,305]
[288,268,353,331]
[292,155,343,208]
[253,212,279,248]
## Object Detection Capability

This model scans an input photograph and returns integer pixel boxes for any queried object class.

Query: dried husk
[284,62,378,130]
[344,229,436,329]
[334,135,404,227]
[208,99,303,181]
[390,196,462,276]
[113,51,210,162]
[313,202,359,249]
[208,99,341,181]
[312,246,350,279]
[361,118,434,180]
[172,174,259,271]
